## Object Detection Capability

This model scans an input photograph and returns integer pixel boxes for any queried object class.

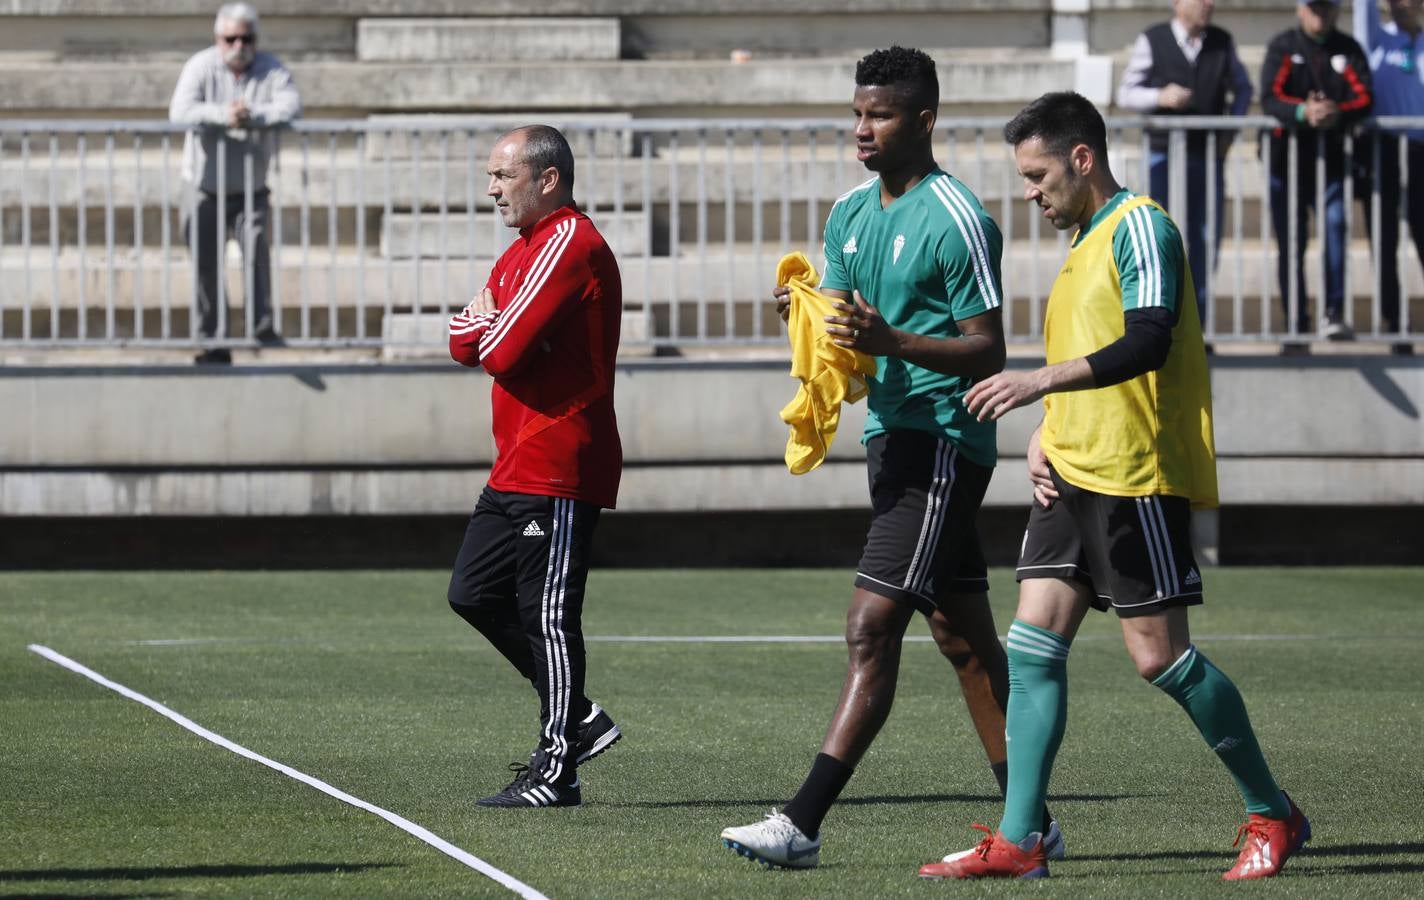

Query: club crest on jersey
[843,235,858,254]
[893,234,906,265]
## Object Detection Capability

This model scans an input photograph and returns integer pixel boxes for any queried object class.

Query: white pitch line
[133,637,310,646]
[584,633,1416,643]
[126,632,1420,648]
[26,644,550,900]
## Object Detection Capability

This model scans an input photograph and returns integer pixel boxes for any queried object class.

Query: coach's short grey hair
[509,125,576,193]
[214,2,259,35]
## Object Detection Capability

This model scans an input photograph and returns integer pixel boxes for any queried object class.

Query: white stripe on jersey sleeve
[934,177,1001,304]
[478,219,577,357]
[448,310,498,336]
[1121,207,1152,309]
[1138,208,1166,308]
[479,219,573,352]
[930,178,1001,310]
[1121,207,1164,309]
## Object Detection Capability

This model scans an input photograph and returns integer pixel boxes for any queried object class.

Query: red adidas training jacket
[448,204,623,509]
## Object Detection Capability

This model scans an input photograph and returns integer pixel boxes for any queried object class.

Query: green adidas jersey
[820,168,1004,467]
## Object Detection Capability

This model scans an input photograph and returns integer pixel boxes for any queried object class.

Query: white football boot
[721,810,821,869]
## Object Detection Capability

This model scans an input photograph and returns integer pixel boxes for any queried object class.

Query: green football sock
[997,620,1070,844]
[1152,645,1289,818]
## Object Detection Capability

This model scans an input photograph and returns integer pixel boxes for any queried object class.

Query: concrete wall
[3,355,1420,518]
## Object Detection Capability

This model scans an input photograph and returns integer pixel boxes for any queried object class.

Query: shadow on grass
[841,792,1138,807]
[606,792,1138,810]
[1065,841,1424,878]
[0,861,400,883]
[1293,861,1424,876]
[1055,860,1424,880]
[1305,841,1424,858]
[2,894,177,900]
[1286,841,1424,878]
[1,894,177,900]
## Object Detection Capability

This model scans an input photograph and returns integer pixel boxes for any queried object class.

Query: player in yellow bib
[918,92,1309,882]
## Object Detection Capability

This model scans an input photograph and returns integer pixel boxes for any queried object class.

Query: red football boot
[919,824,1049,880]
[1222,792,1311,880]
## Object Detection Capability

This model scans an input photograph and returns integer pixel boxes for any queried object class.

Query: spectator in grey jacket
[170,2,300,364]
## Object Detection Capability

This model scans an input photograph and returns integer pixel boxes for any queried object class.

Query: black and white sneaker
[575,703,622,764]
[476,763,581,808]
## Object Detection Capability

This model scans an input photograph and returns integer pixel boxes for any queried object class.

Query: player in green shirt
[720,46,1059,870]
[819,160,1002,467]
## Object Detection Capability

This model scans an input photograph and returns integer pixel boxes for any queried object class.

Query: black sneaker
[194,348,232,365]
[476,763,581,808]
[575,703,622,764]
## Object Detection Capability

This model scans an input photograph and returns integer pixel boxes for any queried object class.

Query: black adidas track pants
[448,486,601,786]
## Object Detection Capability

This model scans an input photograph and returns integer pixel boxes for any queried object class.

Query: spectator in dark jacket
[1117,0,1254,327]
[1261,0,1372,338]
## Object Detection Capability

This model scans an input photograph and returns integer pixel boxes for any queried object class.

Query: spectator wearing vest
[1261,0,1372,338]
[1117,0,1254,327]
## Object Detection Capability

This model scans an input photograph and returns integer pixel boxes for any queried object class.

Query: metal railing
[1,115,1420,349]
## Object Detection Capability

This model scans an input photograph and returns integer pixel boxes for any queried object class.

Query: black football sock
[782,753,854,839]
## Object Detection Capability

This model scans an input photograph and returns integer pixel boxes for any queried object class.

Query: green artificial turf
[2,568,1422,897]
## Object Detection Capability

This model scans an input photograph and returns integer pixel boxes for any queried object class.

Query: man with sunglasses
[170,3,301,364]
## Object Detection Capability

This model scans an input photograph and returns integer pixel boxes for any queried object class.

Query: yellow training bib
[1041,195,1218,509]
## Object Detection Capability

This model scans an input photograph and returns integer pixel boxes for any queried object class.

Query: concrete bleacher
[378,211,650,258]
[0,0,1199,119]
[0,56,1093,119]
[0,0,1342,120]
[356,18,622,63]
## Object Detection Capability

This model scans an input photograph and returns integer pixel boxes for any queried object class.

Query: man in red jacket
[1261,0,1372,338]
[447,125,623,808]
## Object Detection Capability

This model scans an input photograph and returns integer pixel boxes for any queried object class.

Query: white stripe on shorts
[904,441,956,596]
[1147,497,1180,593]
[1134,496,1179,599]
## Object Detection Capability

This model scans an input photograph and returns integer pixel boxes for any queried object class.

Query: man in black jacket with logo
[1117,0,1254,327]
[1261,0,1372,338]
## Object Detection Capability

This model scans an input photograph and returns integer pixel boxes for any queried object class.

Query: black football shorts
[854,429,992,616]
[1015,467,1204,617]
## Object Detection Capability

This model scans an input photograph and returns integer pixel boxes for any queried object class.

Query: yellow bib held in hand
[776,251,877,474]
